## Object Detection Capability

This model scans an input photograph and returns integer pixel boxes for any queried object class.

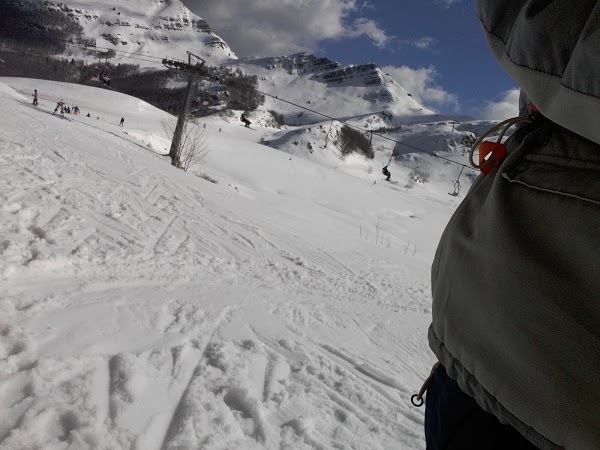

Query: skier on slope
[52,100,65,117]
[419,2,600,449]
[32,89,38,106]
[381,165,391,181]
[99,70,111,87]
[240,112,251,128]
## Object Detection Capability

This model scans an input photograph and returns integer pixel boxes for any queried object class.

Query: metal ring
[411,394,424,408]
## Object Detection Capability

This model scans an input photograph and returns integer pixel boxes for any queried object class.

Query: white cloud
[435,0,463,8]
[382,65,458,109]
[183,0,391,56]
[347,18,390,48]
[397,36,437,52]
[482,89,520,120]
[412,36,436,51]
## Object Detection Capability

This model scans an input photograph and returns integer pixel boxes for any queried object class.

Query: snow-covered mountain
[7,0,463,128]
[221,52,487,190]
[45,0,235,64]
[7,0,438,118]
[231,52,437,125]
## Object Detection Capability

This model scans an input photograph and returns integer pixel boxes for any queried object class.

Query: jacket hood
[478,0,600,146]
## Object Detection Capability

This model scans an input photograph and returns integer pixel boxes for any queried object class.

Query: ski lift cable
[34,36,164,64]
[91,46,164,61]
[62,40,165,61]
[320,119,335,149]
[29,38,166,64]
[254,89,476,171]
[42,39,477,171]
[386,143,396,167]
[67,43,162,63]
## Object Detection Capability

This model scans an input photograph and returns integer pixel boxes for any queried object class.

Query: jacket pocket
[503,153,600,206]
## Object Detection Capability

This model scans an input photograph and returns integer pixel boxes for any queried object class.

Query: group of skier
[50,99,80,117]
[33,89,123,127]
[33,90,79,118]
[36,88,395,183]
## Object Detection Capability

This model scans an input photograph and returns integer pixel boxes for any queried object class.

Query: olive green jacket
[429,2,600,449]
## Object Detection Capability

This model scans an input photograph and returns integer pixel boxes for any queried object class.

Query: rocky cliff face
[313,63,384,86]
[42,0,235,64]
[248,53,341,74]
[232,52,426,122]
[244,52,384,86]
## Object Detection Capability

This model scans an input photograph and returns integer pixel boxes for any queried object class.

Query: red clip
[479,141,507,175]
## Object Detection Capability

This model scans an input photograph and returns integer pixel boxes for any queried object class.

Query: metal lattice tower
[162,52,207,167]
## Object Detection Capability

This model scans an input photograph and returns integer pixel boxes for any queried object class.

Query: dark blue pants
[425,364,539,450]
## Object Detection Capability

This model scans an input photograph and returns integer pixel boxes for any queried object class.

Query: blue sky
[185,0,519,118]
[317,1,517,115]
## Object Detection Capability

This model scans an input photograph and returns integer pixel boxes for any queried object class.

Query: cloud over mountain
[482,89,520,119]
[382,65,458,110]
[182,0,390,56]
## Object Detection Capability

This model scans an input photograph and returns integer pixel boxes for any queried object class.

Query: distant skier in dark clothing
[99,70,111,87]
[53,100,65,117]
[119,117,125,127]
[240,112,251,128]
[86,113,91,117]
[382,165,391,181]
[32,89,38,106]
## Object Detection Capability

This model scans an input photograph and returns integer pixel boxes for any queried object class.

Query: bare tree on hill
[162,118,209,172]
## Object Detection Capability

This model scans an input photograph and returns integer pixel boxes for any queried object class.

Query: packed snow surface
[0,78,466,449]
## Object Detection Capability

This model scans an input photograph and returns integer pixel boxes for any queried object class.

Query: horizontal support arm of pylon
[162,58,207,76]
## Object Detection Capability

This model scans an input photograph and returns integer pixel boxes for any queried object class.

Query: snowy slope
[0,78,468,449]
[255,116,479,198]
[45,0,235,64]
[224,54,482,189]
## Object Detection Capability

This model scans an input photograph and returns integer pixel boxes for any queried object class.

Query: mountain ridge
[5,0,439,120]
[43,0,235,63]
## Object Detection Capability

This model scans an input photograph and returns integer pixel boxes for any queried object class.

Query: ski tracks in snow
[0,84,437,449]
[155,315,426,450]
[0,288,235,449]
